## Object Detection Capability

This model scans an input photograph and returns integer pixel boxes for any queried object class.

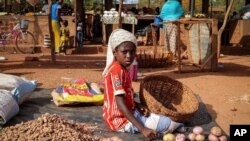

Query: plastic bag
[51,78,104,106]
[51,90,104,106]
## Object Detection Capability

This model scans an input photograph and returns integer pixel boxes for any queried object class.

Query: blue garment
[120,109,174,133]
[154,16,163,28]
[51,2,61,20]
[160,0,184,21]
[77,31,83,48]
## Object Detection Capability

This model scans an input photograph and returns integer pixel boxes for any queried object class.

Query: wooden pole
[151,24,157,55]
[48,0,56,63]
[217,0,234,58]
[202,0,209,15]
[118,0,123,28]
[176,22,181,73]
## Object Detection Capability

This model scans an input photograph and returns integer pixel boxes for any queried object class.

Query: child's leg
[118,110,185,134]
[77,31,83,48]
[143,112,185,134]
[79,32,83,47]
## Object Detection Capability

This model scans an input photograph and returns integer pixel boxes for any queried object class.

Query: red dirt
[0,52,249,136]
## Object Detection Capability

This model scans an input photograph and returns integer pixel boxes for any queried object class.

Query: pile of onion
[208,126,227,141]
[188,126,205,141]
[163,133,175,141]
[163,133,186,141]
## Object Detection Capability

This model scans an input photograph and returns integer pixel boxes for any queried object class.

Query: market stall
[151,18,218,72]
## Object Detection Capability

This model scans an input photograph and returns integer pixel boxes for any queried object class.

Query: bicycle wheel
[16,31,35,54]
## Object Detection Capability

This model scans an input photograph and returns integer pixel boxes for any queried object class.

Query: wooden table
[102,16,138,46]
[151,18,218,72]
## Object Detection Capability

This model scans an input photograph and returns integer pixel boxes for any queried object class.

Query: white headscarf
[102,29,137,77]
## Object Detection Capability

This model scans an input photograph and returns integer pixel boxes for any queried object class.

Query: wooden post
[75,0,84,50]
[198,23,201,65]
[151,24,157,55]
[211,19,218,71]
[176,22,181,73]
[102,22,106,47]
[48,0,56,63]
[118,0,123,28]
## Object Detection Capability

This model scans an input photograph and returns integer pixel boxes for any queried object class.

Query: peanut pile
[0,113,100,141]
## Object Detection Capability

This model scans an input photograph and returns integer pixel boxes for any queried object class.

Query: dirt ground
[0,52,249,136]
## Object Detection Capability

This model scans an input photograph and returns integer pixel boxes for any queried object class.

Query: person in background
[155,7,160,15]
[92,9,102,42]
[142,7,148,15]
[42,0,49,15]
[160,0,184,56]
[102,29,185,140]
[51,0,64,54]
[59,20,70,54]
[76,14,83,48]
[130,7,138,15]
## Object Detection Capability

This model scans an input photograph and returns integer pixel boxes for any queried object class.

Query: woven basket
[139,75,199,122]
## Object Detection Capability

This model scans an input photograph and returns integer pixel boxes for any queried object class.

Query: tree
[217,0,234,58]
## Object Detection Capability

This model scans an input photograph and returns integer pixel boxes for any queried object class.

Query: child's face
[114,41,136,68]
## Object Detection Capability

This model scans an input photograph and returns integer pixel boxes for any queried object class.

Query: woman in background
[160,0,184,56]
[51,0,64,54]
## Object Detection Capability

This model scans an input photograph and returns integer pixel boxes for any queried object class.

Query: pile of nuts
[0,113,100,141]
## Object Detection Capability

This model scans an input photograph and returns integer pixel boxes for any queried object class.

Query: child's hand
[141,127,158,140]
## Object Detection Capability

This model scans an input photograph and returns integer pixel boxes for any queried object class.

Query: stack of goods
[102,8,136,25]
[103,8,119,18]
[208,126,227,141]
[0,113,100,141]
[51,78,104,106]
[0,73,36,125]
[188,126,205,141]
[162,126,228,141]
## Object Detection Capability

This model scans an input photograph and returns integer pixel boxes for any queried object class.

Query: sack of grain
[0,90,19,125]
[0,73,37,105]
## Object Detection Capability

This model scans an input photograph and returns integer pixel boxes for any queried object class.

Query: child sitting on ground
[102,29,185,140]
[59,20,70,54]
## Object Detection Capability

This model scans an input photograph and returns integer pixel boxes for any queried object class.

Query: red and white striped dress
[102,61,135,130]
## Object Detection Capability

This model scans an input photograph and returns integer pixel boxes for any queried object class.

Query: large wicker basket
[139,75,199,122]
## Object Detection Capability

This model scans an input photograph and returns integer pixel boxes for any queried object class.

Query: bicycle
[0,14,35,54]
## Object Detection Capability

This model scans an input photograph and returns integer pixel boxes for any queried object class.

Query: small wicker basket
[139,75,199,122]
[20,20,29,30]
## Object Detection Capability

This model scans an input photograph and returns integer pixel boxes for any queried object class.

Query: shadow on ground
[3,88,225,141]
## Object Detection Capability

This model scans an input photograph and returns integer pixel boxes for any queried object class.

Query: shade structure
[26,0,39,6]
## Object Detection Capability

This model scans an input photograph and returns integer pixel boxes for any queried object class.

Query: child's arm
[115,95,157,140]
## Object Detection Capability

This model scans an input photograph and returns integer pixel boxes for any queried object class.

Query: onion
[163,133,175,141]
[219,135,227,141]
[188,133,196,141]
[110,136,123,141]
[195,134,205,141]
[193,126,204,134]
[208,134,219,141]
[210,126,222,137]
[175,133,185,141]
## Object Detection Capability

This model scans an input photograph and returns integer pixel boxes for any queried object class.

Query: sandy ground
[0,52,249,136]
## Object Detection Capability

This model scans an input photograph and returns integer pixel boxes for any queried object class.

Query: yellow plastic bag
[51,90,104,106]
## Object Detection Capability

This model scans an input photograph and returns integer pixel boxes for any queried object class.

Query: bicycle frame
[1,15,35,54]
[0,16,22,46]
